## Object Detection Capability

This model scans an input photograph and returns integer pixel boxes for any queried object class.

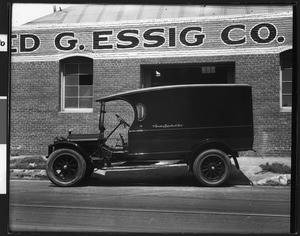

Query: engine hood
[67,133,99,142]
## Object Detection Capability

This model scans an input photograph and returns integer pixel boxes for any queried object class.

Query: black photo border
[1,0,299,235]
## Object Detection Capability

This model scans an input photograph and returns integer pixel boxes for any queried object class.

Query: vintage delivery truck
[46,84,254,187]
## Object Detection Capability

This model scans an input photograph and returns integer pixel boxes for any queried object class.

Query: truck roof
[97,84,251,102]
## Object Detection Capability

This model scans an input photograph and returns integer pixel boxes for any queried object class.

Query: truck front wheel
[193,149,231,187]
[46,149,86,187]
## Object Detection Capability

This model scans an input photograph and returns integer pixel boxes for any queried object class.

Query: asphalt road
[9,174,291,234]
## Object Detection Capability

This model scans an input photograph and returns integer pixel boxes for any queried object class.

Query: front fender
[47,141,91,162]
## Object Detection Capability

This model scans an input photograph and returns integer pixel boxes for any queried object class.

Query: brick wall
[10,12,292,157]
[10,53,291,157]
[10,61,99,154]
[236,54,292,157]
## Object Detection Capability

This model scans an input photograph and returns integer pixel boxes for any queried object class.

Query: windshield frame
[99,101,106,139]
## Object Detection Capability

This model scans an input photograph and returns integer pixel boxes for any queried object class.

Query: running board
[95,163,187,176]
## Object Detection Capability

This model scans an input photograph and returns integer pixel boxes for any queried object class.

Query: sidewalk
[9,156,291,186]
[237,157,291,186]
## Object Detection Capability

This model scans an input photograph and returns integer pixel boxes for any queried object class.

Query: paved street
[9,177,290,234]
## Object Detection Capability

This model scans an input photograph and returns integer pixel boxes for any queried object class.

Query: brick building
[10,5,293,157]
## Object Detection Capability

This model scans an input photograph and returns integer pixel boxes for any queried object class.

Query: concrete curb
[9,168,291,187]
[10,169,48,180]
[254,174,291,186]
[238,157,291,186]
[9,156,292,186]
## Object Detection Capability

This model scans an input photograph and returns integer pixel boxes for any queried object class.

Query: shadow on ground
[81,164,252,187]
[227,165,253,186]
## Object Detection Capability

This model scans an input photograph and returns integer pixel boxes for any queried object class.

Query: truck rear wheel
[46,149,86,187]
[193,149,231,187]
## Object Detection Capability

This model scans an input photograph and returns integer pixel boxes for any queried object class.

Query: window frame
[60,59,93,113]
[280,67,292,112]
[280,50,292,112]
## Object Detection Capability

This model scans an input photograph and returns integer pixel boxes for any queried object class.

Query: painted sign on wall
[11,14,292,56]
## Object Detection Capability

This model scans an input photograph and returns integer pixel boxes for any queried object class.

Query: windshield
[98,99,134,146]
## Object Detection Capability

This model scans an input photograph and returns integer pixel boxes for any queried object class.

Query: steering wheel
[115,114,130,127]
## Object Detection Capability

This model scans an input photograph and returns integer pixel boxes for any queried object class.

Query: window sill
[60,109,93,113]
[280,107,292,112]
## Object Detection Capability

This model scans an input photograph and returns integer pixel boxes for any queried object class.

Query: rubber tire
[47,149,86,187]
[193,149,231,187]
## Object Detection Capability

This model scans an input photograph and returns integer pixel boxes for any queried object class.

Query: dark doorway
[141,63,235,87]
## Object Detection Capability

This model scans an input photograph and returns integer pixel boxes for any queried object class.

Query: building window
[280,50,292,110]
[201,66,216,74]
[61,57,93,112]
[282,68,292,107]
